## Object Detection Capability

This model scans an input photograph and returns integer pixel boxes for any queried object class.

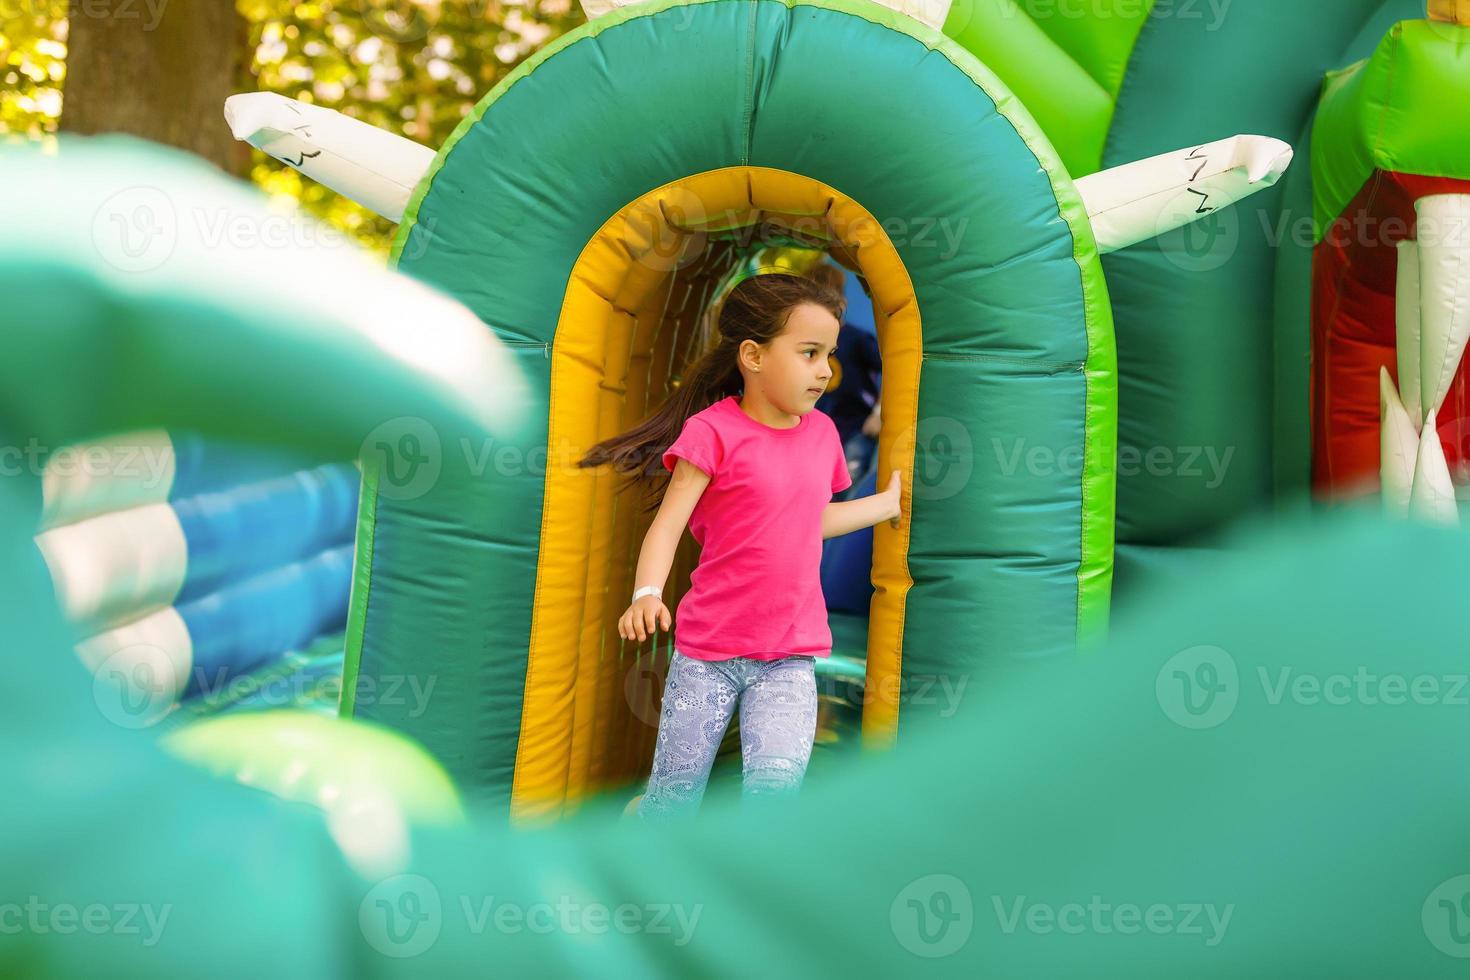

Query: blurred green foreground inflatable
[5,133,1470,980]
[7,0,1470,974]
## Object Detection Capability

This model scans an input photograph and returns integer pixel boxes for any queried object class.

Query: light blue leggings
[636,648,818,824]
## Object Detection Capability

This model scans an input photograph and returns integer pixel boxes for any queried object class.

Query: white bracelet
[632,586,662,602]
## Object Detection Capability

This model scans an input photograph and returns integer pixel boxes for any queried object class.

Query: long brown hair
[577,271,845,512]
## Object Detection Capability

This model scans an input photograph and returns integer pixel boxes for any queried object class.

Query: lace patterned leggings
[636,648,818,824]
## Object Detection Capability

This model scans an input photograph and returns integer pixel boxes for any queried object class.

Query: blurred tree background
[1,0,585,254]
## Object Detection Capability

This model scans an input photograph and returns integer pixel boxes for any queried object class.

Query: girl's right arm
[618,457,711,643]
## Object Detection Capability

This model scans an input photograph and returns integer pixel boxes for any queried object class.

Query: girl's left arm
[821,470,902,539]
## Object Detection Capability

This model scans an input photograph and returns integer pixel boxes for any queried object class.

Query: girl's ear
[737,338,760,374]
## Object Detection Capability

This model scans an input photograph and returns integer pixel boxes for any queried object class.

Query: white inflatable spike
[1395,240,1424,432]
[76,607,194,724]
[1074,135,1293,255]
[1380,366,1417,518]
[1416,194,1470,421]
[33,502,187,631]
[223,92,436,223]
[40,430,177,532]
[1409,409,1460,526]
[580,0,951,27]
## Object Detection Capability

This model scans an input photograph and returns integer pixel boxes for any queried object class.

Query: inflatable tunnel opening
[351,0,1118,824]
[521,166,916,818]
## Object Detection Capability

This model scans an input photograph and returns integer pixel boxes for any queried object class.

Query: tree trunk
[60,0,250,176]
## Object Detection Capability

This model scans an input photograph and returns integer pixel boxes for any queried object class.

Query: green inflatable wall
[945,0,1428,595]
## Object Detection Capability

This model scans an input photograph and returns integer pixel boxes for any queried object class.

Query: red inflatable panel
[1310,171,1470,500]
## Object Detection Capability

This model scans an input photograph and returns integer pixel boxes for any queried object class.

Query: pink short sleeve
[831,428,852,495]
[663,416,722,479]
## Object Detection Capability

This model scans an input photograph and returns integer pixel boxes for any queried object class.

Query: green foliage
[242,0,588,254]
[1,0,586,254]
[0,1,67,140]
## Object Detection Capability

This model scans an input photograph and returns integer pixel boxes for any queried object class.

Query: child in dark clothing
[805,261,882,489]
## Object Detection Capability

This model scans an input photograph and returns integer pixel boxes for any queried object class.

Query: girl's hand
[881,469,902,528]
[619,596,671,643]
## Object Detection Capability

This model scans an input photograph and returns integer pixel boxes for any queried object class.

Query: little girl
[578,271,902,824]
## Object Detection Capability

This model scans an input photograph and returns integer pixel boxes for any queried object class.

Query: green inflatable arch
[343,0,1117,820]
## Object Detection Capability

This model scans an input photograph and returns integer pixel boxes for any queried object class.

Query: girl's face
[743,301,840,416]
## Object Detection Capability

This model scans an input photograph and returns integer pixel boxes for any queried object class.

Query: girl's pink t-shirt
[661,395,852,661]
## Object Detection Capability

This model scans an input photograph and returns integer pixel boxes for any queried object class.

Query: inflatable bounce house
[221,0,1300,822]
[9,1,1470,970]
